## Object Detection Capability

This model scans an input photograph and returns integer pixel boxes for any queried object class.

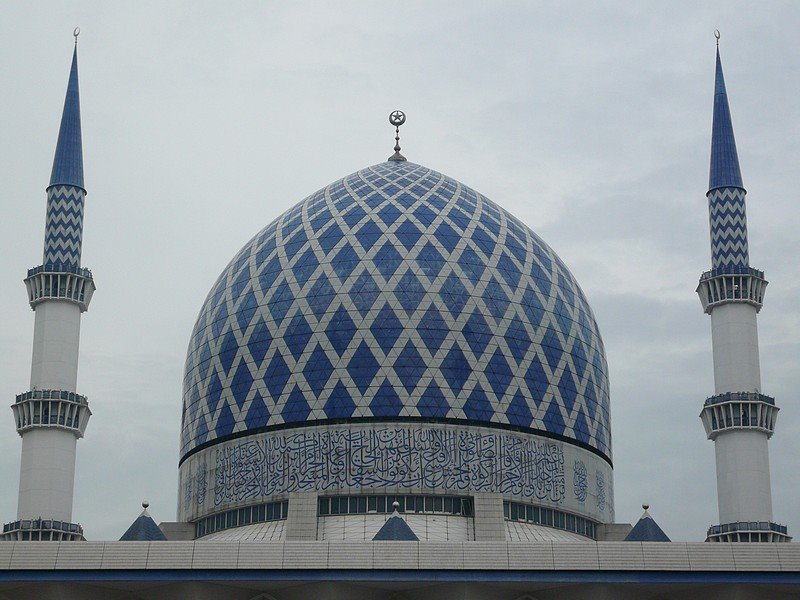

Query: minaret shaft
[714,431,773,523]
[710,303,761,394]
[29,301,82,391]
[17,430,78,522]
[17,300,83,522]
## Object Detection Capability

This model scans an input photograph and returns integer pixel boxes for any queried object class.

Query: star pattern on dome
[181,162,611,461]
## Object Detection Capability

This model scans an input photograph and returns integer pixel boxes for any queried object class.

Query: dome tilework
[180,162,611,462]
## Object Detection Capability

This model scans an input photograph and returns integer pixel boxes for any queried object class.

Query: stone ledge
[0,541,797,572]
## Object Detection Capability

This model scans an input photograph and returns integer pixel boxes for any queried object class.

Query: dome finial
[73,27,80,45]
[714,29,720,47]
[388,110,407,162]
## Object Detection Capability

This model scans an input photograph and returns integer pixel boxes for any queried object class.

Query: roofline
[0,569,798,586]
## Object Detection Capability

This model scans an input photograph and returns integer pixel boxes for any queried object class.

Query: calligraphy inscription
[573,459,588,502]
[595,469,606,511]
[196,465,207,506]
[211,427,565,507]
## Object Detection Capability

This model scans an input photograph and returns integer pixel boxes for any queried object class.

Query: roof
[119,510,167,541]
[49,46,84,189]
[179,160,613,466]
[372,514,419,541]
[709,46,743,191]
[624,509,671,542]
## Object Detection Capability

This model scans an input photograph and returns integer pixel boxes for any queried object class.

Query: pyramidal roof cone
[49,45,84,189]
[708,46,743,191]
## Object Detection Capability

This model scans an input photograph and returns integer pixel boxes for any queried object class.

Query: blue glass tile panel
[370,379,404,417]
[325,305,356,357]
[463,384,493,421]
[417,383,449,418]
[304,344,334,397]
[323,381,356,419]
[244,391,269,430]
[347,341,380,394]
[282,386,310,423]
[395,341,425,393]
[230,362,253,409]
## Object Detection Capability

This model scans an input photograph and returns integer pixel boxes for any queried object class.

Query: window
[503,500,597,540]
[318,495,474,518]
[195,500,289,538]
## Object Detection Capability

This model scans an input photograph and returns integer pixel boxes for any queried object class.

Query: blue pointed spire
[709,46,743,191]
[49,45,84,189]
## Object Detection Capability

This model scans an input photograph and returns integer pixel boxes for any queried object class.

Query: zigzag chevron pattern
[44,185,85,268]
[708,187,749,268]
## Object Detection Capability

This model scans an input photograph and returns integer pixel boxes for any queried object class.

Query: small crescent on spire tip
[73,27,80,44]
[388,110,407,162]
[714,29,720,47]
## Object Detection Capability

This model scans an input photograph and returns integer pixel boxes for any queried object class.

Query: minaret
[1,32,94,542]
[697,35,789,543]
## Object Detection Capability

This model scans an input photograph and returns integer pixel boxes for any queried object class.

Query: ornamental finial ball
[392,501,400,511]
[642,503,649,511]
[142,500,150,510]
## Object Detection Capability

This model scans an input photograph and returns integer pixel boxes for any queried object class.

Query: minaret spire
[709,37,743,192]
[697,34,789,543]
[705,35,749,270]
[49,34,84,191]
[1,32,94,542]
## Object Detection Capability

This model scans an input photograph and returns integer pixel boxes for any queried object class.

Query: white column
[709,301,774,525]
[29,301,82,391]
[17,299,82,522]
[16,428,77,521]
[710,302,761,394]
[714,430,773,523]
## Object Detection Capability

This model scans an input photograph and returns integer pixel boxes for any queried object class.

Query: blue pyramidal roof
[119,511,167,541]
[49,45,84,189]
[624,510,671,542]
[709,47,743,191]
[372,514,419,541]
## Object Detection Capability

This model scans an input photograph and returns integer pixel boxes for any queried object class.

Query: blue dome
[180,161,611,463]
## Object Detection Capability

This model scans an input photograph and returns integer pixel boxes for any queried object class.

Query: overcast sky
[1,2,798,542]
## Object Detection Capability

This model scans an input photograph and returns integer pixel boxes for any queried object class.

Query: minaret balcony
[707,521,791,543]
[12,389,91,438]
[24,264,95,312]
[700,392,778,440]
[696,265,766,314]
[0,518,84,541]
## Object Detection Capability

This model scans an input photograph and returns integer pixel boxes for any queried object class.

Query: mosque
[0,30,797,599]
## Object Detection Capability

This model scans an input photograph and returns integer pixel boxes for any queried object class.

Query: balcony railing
[700,392,778,440]
[12,388,91,437]
[707,520,790,543]
[0,518,84,542]
[697,267,767,313]
[24,265,95,311]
